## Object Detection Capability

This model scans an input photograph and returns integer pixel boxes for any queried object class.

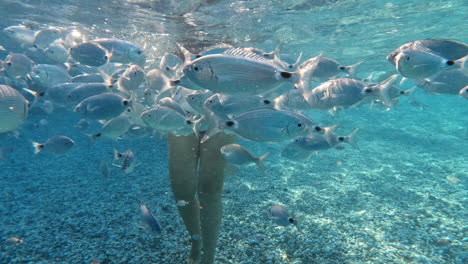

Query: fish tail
[452,54,467,69]
[377,74,399,107]
[200,112,231,144]
[295,57,317,104]
[342,61,363,78]
[256,152,270,174]
[81,132,98,146]
[32,141,44,154]
[343,128,360,150]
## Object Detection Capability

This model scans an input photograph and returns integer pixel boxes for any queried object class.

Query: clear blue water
[0,1,467,263]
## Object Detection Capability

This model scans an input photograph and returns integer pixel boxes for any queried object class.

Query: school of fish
[0,25,467,229]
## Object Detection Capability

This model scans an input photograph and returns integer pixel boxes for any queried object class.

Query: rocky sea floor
[0,93,467,264]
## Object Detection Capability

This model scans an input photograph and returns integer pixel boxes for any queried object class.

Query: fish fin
[399,76,408,86]
[292,52,303,68]
[255,152,270,174]
[223,48,269,62]
[113,148,122,160]
[177,43,193,64]
[32,142,44,154]
[22,88,42,106]
[342,128,360,149]
[452,54,467,69]
[200,112,227,144]
[81,131,98,146]
[341,61,363,78]
[111,163,122,168]
[377,74,399,107]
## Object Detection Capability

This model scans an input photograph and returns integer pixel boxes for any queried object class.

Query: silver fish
[141,106,193,135]
[32,135,75,155]
[29,64,71,88]
[220,143,269,173]
[139,204,162,234]
[298,53,362,82]
[146,69,171,92]
[74,92,131,120]
[70,42,109,67]
[205,108,321,143]
[395,47,465,79]
[415,68,468,95]
[3,53,34,78]
[44,42,69,64]
[45,83,82,105]
[159,53,183,78]
[91,38,146,65]
[273,89,310,111]
[113,148,138,174]
[185,90,214,115]
[3,25,35,48]
[117,65,145,91]
[180,48,300,95]
[204,93,274,117]
[0,85,29,133]
[66,83,111,104]
[87,114,132,143]
[268,205,297,227]
[387,39,468,66]
[33,28,62,49]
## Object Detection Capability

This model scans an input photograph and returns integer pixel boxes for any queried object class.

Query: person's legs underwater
[168,132,235,264]
[168,133,202,263]
[198,132,236,264]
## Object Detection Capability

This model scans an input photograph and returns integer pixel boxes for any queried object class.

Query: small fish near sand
[267,205,297,227]
[112,148,140,174]
[220,143,269,173]
[32,135,75,155]
[139,204,162,235]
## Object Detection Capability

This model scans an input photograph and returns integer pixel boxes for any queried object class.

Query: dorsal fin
[223,48,269,62]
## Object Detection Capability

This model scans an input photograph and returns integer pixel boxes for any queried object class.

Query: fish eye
[406,56,410,61]
[165,66,170,71]
[186,120,192,125]
[96,133,102,137]
[297,123,303,127]
[127,108,131,112]
[6,62,11,66]
[288,65,293,68]
[446,60,455,66]
[207,100,213,104]
[315,126,321,132]
[263,99,271,104]
[104,55,108,60]
[399,91,405,95]
[147,113,152,117]
[195,54,201,58]
[339,66,346,70]
[123,100,129,105]
[226,121,235,127]
[137,50,142,55]
[364,88,373,93]
[288,217,295,223]
[338,136,344,141]
[190,96,195,100]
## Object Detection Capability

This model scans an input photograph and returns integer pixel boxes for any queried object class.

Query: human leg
[198,132,236,264]
[167,133,202,264]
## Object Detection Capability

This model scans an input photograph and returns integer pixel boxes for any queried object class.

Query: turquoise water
[0,1,467,263]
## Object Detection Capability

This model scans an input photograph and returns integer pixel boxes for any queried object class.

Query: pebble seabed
[0,92,466,264]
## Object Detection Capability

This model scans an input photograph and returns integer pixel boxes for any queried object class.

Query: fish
[74,93,132,120]
[33,28,62,49]
[387,39,468,66]
[394,48,465,79]
[113,148,139,174]
[267,205,297,226]
[139,204,162,234]
[44,42,69,64]
[66,83,112,105]
[141,106,194,135]
[204,108,321,143]
[74,118,90,131]
[32,135,75,155]
[204,93,274,117]
[117,65,145,91]
[302,75,398,111]
[69,42,109,67]
[5,237,24,246]
[414,68,468,95]
[90,38,146,65]
[3,25,35,48]
[220,143,269,173]
[159,53,183,77]
[29,64,71,88]
[0,85,29,133]
[45,82,81,105]
[146,69,171,92]
[2,53,34,78]
[185,90,214,115]
[459,86,468,99]
[179,48,301,95]
[86,114,133,142]
[273,89,310,110]
[298,53,362,82]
